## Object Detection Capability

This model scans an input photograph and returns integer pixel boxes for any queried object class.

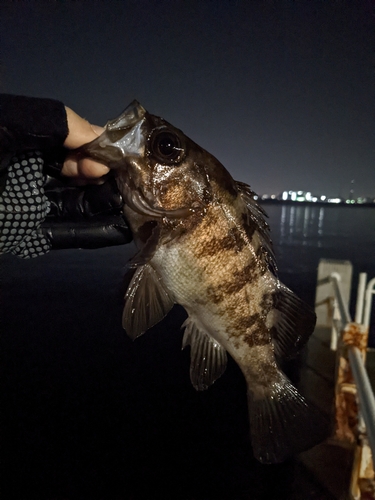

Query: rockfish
[78,101,326,464]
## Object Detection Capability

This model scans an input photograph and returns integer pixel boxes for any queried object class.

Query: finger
[77,157,110,178]
[90,124,105,137]
[61,156,79,176]
[62,156,109,178]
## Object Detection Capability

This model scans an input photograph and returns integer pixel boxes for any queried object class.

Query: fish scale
[78,100,329,463]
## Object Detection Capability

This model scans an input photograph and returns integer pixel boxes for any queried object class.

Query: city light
[261,191,375,205]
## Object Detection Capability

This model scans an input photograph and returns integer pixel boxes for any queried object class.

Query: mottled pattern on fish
[78,101,328,464]
[152,196,274,382]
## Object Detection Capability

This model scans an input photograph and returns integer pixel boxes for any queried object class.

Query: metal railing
[362,276,375,329]
[321,272,375,499]
[328,273,375,459]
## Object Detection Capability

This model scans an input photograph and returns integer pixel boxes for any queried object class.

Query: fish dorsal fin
[236,181,278,275]
[123,263,174,340]
[269,284,316,360]
[182,316,227,391]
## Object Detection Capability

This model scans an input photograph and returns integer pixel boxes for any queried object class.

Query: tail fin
[248,375,329,464]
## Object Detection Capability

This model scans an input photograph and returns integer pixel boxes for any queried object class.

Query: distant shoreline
[258,199,375,208]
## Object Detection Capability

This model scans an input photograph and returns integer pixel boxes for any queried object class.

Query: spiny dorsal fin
[269,284,316,360]
[182,316,227,391]
[123,263,174,339]
[236,181,278,275]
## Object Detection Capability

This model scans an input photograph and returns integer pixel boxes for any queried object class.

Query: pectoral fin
[269,284,317,360]
[182,316,227,391]
[123,263,174,339]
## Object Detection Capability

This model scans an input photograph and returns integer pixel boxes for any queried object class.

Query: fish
[78,100,327,464]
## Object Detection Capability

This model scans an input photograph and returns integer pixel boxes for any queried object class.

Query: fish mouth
[106,100,146,132]
[77,100,197,219]
[76,100,147,168]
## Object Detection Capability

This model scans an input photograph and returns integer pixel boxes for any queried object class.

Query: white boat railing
[322,272,375,499]
[362,276,375,329]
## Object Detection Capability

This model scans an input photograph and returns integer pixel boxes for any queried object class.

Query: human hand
[0,95,131,258]
[61,107,109,178]
[47,107,130,249]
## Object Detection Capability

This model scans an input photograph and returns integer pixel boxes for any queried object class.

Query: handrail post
[348,346,375,457]
[355,273,367,324]
[363,277,375,328]
[330,272,352,325]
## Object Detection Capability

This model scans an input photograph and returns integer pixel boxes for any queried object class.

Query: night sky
[2,0,374,198]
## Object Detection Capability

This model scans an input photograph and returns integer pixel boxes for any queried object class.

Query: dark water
[263,203,375,344]
[3,204,374,499]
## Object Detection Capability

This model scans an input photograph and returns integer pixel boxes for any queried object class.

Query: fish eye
[150,130,184,164]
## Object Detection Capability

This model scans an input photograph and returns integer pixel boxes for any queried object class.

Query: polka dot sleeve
[0,151,52,258]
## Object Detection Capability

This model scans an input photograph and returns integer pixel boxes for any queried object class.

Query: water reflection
[318,206,324,236]
[279,204,325,247]
[265,202,375,271]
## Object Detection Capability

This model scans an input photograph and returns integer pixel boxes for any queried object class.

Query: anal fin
[182,316,227,391]
[123,263,174,339]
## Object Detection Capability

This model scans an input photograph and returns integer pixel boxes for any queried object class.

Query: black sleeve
[0,94,69,154]
[40,175,132,250]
